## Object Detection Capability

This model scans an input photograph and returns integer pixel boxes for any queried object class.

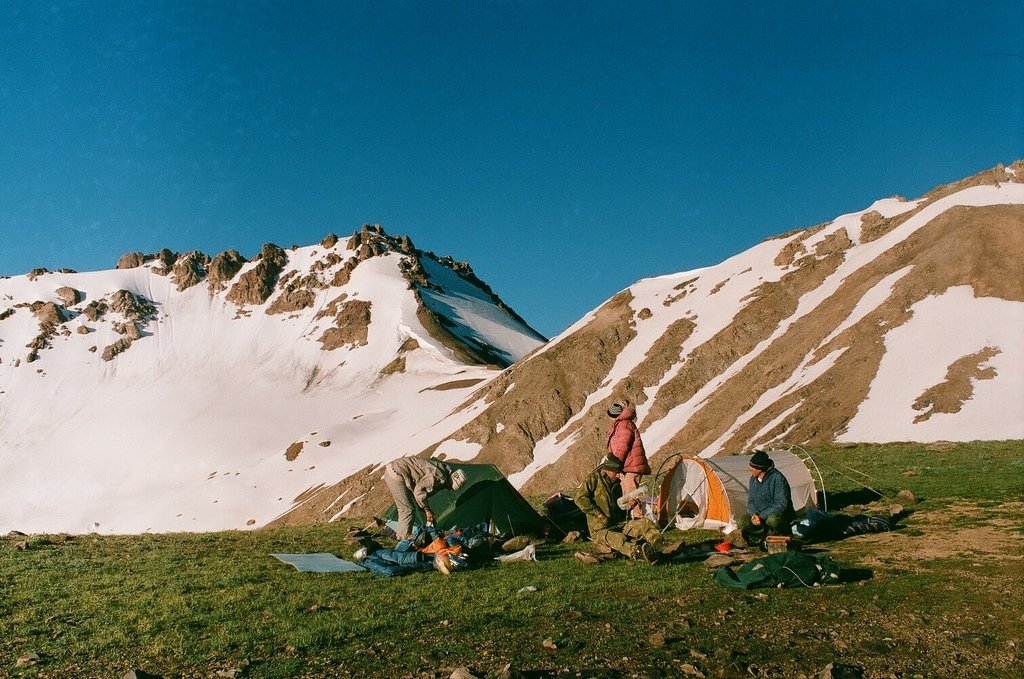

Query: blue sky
[2,2,1022,337]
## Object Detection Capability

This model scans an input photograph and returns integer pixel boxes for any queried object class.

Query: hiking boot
[659,538,686,557]
[634,542,659,564]
[574,551,600,565]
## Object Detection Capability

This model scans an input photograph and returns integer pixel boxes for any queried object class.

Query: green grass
[2,442,1023,678]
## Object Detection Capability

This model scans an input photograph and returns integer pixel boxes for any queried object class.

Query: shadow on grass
[838,567,874,583]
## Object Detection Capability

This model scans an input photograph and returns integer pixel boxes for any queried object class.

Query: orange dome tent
[656,450,820,532]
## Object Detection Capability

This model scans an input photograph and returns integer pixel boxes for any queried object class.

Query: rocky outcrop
[225,244,287,306]
[31,302,67,326]
[55,287,82,307]
[266,288,317,315]
[207,250,247,293]
[116,252,145,270]
[81,301,107,322]
[101,338,133,362]
[110,290,156,322]
[319,299,372,350]
[171,251,210,291]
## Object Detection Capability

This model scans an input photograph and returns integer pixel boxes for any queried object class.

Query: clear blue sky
[2,1,1022,337]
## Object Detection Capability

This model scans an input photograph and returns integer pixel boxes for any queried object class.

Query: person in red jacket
[606,402,650,519]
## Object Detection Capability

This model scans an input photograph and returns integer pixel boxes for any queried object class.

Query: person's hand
[424,510,435,525]
[751,514,762,526]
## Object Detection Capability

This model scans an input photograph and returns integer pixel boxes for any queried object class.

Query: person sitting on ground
[382,456,467,540]
[574,455,669,564]
[736,450,794,549]
[606,402,651,520]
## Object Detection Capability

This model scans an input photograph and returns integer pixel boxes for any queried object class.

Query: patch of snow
[839,286,1024,442]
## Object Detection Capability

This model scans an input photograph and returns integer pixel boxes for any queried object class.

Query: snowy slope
[0,228,543,533]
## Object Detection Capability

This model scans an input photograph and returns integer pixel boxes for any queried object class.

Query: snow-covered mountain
[273,162,1024,526]
[0,226,545,533]
[3,163,1022,534]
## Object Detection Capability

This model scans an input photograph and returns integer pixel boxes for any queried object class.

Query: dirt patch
[845,501,1024,568]
[285,441,303,462]
[424,377,488,391]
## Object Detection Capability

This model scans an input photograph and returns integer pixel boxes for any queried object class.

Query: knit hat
[749,450,774,471]
[450,469,467,491]
[607,403,624,417]
[600,456,624,473]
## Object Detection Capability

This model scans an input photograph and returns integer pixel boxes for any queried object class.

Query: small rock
[649,631,666,647]
[703,554,736,569]
[123,671,163,679]
[542,637,558,650]
[818,662,864,679]
[689,649,707,661]
[562,530,581,543]
[16,653,40,667]
[495,664,526,679]
[14,540,28,551]
[517,585,538,593]
[246,519,256,526]
[449,668,478,679]
[680,663,706,678]
[895,490,917,505]
[888,503,904,517]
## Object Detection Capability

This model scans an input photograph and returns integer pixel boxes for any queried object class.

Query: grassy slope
[2,441,1023,679]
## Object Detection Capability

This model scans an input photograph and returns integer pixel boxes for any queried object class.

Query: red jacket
[606,407,650,474]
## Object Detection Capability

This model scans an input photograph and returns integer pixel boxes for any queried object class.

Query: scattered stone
[16,652,39,667]
[703,553,737,569]
[101,338,133,362]
[7,530,26,537]
[896,490,918,506]
[817,663,863,679]
[123,670,163,679]
[680,663,706,678]
[449,668,478,679]
[14,540,28,550]
[116,252,145,269]
[494,663,526,679]
[889,503,904,517]
[561,530,581,543]
[542,637,557,650]
[55,286,82,306]
[649,631,666,647]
